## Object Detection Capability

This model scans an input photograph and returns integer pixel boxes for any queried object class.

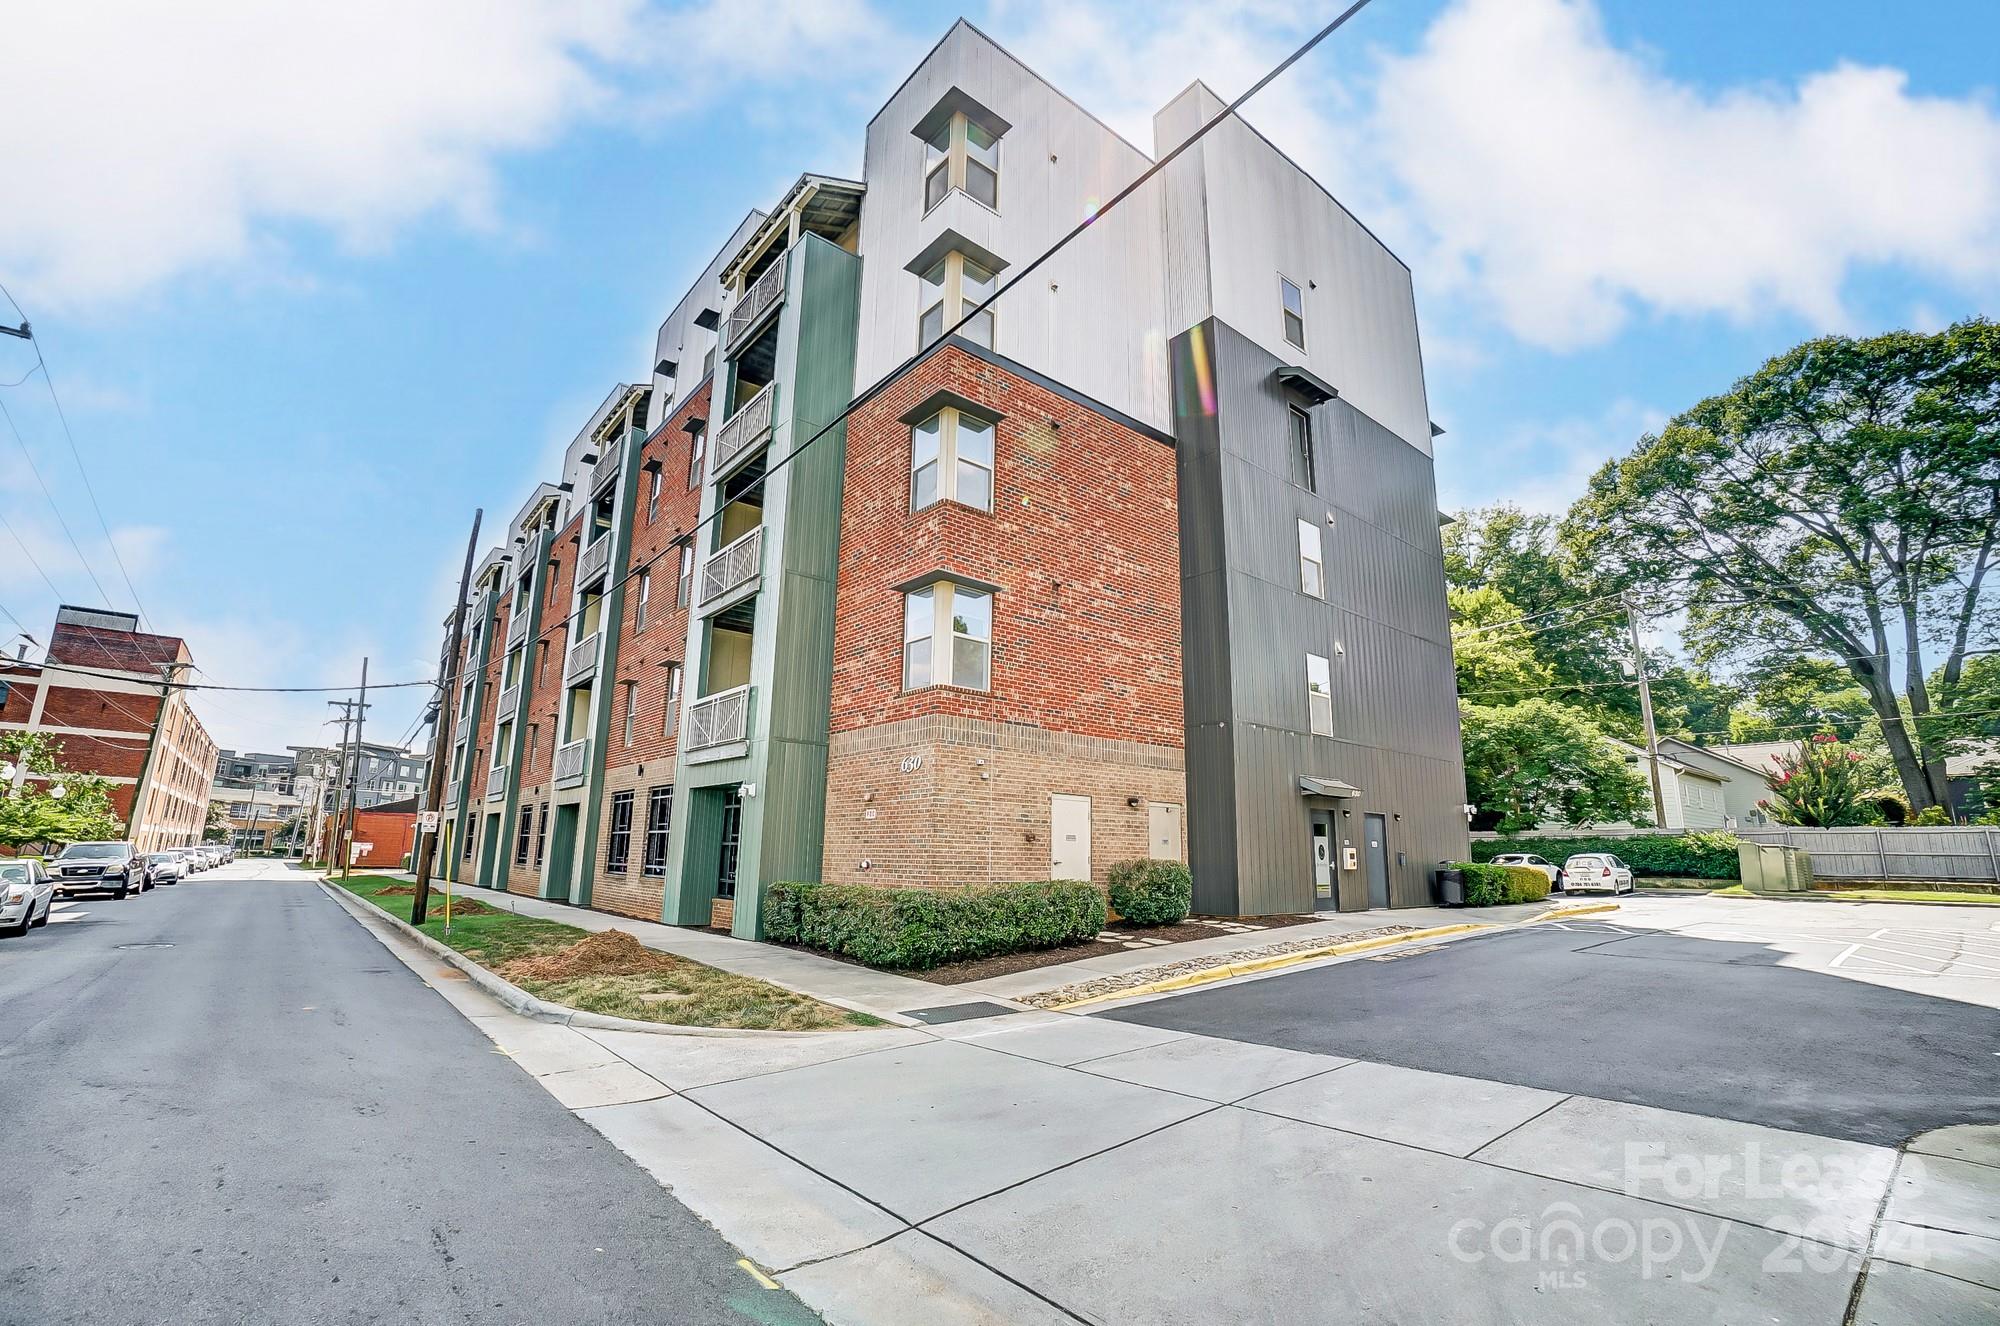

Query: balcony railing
[725,257,786,349]
[589,442,624,496]
[495,682,521,719]
[506,610,530,649]
[443,780,460,811]
[712,381,776,481]
[700,526,763,607]
[578,532,613,585]
[554,738,589,789]
[485,765,506,801]
[565,630,600,684]
[687,685,750,751]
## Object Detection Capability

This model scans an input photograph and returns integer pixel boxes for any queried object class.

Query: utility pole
[343,658,370,880]
[413,510,482,926]
[323,701,357,869]
[1625,592,1668,830]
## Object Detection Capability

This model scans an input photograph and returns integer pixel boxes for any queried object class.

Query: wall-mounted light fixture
[1126,796,1141,809]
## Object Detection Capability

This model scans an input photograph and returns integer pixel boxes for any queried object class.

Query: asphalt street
[0,862,821,1326]
[1101,913,2000,1146]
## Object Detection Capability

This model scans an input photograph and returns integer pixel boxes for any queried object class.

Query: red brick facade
[509,509,578,896]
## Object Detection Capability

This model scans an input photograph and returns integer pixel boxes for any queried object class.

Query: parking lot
[1102,892,2000,1146]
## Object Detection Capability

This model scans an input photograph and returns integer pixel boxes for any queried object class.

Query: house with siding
[426,22,1467,933]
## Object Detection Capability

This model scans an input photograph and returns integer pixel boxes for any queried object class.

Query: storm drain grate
[903,1001,1018,1024]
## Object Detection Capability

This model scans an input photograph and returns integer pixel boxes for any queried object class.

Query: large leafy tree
[1566,320,2000,810]
[1731,656,1874,742]
[1459,698,1654,832]
[1448,586,1555,700]
[0,732,124,854]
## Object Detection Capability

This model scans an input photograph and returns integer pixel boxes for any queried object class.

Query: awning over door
[1298,775,1362,798]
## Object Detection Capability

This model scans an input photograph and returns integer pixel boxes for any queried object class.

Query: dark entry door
[477,814,501,889]
[1309,811,1336,911]
[547,804,579,902]
[716,790,743,899]
[1364,813,1390,910]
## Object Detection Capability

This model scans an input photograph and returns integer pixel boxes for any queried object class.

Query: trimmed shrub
[1471,832,1740,879]
[764,879,1107,970]
[1455,862,1550,907]
[1106,859,1193,926]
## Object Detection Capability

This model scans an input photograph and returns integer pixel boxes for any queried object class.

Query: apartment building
[433,21,1467,934]
[0,605,217,852]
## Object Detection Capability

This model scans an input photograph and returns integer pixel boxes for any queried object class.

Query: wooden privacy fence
[1738,826,2000,883]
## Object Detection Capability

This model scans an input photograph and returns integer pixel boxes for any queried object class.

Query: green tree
[1459,698,1654,832]
[1566,319,2000,811]
[1449,586,1555,700]
[1759,734,1870,826]
[1730,656,1874,742]
[1649,664,1742,744]
[0,732,124,854]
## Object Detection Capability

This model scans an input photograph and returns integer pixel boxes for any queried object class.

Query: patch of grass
[332,873,876,1030]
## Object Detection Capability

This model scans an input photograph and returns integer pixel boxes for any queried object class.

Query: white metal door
[1050,795,1092,881]
[1147,802,1183,861]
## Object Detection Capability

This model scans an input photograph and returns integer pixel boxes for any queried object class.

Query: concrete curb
[1713,889,2000,908]
[1532,902,1622,921]
[315,879,887,1040]
[1049,922,1496,1011]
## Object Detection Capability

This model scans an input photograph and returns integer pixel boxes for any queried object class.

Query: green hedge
[1471,831,1741,879]
[764,880,1107,970]
[1455,862,1551,906]
[1106,859,1193,926]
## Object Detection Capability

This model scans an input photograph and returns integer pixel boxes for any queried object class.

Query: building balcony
[712,381,777,484]
[554,737,589,789]
[495,683,521,719]
[578,533,613,586]
[485,765,506,802]
[589,443,624,497]
[725,256,786,351]
[443,780,460,811]
[699,526,763,611]
[686,684,751,753]
[565,630,600,685]
[506,611,530,649]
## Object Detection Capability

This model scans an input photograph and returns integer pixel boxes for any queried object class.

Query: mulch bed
[765,913,1326,986]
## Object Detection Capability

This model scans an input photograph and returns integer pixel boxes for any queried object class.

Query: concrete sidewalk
[337,884,1999,1325]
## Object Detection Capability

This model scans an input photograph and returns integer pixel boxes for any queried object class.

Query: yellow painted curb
[1534,903,1621,921]
[1050,923,1494,1011]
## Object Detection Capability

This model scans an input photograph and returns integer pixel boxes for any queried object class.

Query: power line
[0,392,116,606]
[0,281,153,630]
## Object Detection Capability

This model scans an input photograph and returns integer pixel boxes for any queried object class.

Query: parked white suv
[1562,853,1635,895]
[1491,852,1564,892]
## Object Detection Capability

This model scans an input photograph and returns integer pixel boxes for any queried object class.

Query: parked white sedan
[1,859,57,935]
[1491,852,1565,892]
[1562,852,1635,895]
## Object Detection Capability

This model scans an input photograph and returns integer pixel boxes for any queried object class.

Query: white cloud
[1434,397,1665,514]
[1372,0,2000,348]
[0,0,891,308]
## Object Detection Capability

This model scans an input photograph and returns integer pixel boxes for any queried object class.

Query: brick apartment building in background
[0,605,217,852]
[429,22,1468,935]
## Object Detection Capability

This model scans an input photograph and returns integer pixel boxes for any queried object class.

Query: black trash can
[1433,864,1465,907]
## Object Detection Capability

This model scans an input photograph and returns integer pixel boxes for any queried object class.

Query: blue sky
[2,0,1996,754]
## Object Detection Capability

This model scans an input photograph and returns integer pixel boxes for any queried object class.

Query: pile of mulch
[373,885,494,917]
[497,929,679,983]
[909,913,1326,986]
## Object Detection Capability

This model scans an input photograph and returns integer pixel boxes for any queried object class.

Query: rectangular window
[951,586,992,690]
[606,790,634,873]
[677,542,694,607]
[1306,653,1333,736]
[663,663,682,737]
[621,680,637,749]
[1281,275,1306,349]
[903,588,934,689]
[910,409,994,513]
[636,570,651,631]
[904,583,991,691]
[919,259,946,347]
[533,802,549,867]
[924,122,951,210]
[642,786,673,876]
[917,253,996,351]
[537,639,549,684]
[1298,519,1325,599]
[964,121,1000,209]
[687,426,705,489]
[1289,406,1316,493]
[647,468,661,523]
[911,414,941,509]
[526,723,538,764]
[514,806,533,865]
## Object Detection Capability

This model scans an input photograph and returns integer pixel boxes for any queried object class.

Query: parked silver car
[1,859,56,935]
[1562,852,1635,895]
[144,852,185,886]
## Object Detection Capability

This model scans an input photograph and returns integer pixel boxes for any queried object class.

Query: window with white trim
[677,542,694,607]
[686,425,705,489]
[647,468,662,523]
[910,408,995,512]
[663,662,682,737]
[635,569,651,631]
[1289,406,1316,493]
[903,582,992,691]
[918,253,996,349]
[922,112,1002,214]
[1280,275,1306,349]
[621,680,637,748]
[1306,653,1333,736]
[1297,520,1324,599]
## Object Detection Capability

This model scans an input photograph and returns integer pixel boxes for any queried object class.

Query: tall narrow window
[909,408,996,512]
[903,582,992,692]
[1289,407,1316,493]
[647,468,662,523]
[663,663,682,737]
[621,680,637,748]
[1281,275,1306,349]
[606,790,634,873]
[635,570,651,631]
[920,111,1003,214]
[916,252,997,350]
[687,425,705,489]
[964,121,1000,209]
[642,786,673,876]
[1306,653,1333,736]
[924,122,951,210]
[514,807,532,865]
[677,542,694,607]
[903,588,934,690]
[1298,519,1325,599]
[950,587,992,690]
[534,802,550,867]
[918,260,947,347]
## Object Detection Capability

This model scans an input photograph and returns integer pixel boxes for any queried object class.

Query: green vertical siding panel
[498,527,548,898]
[573,426,645,908]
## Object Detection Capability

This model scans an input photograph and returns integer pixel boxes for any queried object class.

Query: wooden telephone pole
[412,511,482,926]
